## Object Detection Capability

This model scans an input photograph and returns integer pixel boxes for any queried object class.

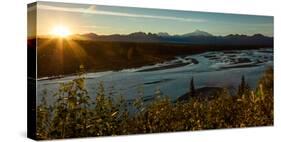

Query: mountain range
[69,30,273,46]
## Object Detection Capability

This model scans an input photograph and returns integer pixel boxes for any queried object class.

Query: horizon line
[32,30,274,38]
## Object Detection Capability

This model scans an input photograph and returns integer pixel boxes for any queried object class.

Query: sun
[51,25,71,38]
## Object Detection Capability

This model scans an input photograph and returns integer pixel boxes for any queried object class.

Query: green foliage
[36,67,273,140]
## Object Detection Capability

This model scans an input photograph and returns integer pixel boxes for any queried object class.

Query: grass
[36,67,273,140]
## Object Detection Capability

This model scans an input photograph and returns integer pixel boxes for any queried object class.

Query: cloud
[78,25,109,29]
[37,4,206,23]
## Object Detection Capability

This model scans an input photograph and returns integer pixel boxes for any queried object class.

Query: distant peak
[252,33,265,37]
[225,34,262,38]
[195,29,203,32]
[157,32,170,37]
[84,33,98,36]
[183,30,213,37]
[129,32,147,36]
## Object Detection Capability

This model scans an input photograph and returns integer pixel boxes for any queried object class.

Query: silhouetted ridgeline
[29,33,273,78]
[79,31,273,46]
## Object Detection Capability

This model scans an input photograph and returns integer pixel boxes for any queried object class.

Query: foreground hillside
[36,67,273,140]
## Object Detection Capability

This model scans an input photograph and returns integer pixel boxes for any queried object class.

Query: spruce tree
[190,77,195,97]
[238,75,250,96]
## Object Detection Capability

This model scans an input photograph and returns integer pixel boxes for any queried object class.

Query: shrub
[36,67,273,139]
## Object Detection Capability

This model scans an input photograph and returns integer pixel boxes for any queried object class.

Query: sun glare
[51,25,71,38]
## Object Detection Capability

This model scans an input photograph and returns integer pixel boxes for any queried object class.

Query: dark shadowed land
[29,33,273,78]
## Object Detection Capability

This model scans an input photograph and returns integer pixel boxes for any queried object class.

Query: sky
[28,1,274,37]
